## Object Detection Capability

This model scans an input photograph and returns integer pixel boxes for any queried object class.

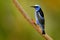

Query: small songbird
[31,5,45,34]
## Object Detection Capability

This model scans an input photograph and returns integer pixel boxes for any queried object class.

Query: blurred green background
[0,0,60,40]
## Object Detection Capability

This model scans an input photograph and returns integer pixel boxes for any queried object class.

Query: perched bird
[31,5,45,34]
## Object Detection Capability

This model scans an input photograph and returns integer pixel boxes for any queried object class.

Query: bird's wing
[39,8,44,17]
[36,12,45,25]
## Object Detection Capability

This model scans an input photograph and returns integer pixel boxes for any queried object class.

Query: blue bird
[31,5,45,34]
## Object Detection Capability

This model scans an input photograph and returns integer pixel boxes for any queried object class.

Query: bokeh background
[0,0,60,40]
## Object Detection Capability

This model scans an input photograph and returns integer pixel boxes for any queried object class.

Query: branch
[13,0,53,40]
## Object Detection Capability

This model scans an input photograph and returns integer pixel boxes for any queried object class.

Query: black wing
[38,8,44,17]
[36,8,45,25]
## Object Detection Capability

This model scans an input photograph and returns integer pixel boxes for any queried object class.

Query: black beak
[30,6,36,8]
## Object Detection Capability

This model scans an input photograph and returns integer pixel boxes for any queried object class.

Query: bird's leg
[31,19,37,26]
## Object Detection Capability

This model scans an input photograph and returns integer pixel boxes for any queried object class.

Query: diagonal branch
[13,0,53,40]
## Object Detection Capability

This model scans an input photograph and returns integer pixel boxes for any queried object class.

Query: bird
[31,5,45,34]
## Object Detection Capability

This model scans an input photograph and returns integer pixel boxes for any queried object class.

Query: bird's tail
[40,24,45,34]
[42,29,45,34]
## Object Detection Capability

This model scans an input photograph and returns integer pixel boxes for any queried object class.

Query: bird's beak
[30,6,35,8]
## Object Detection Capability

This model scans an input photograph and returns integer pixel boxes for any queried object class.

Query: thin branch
[13,0,53,40]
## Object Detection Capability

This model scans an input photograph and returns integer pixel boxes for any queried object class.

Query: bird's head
[31,5,41,11]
